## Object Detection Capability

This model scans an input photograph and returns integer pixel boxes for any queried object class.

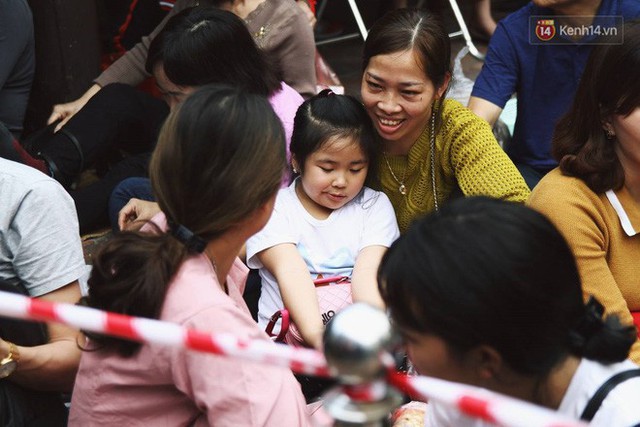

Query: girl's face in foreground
[361,49,448,155]
[402,329,477,385]
[294,135,368,219]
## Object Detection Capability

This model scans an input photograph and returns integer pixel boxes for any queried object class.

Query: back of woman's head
[363,8,451,95]
[553,21,640,193]
[146,6,281,95]
[378,197,636,376]
[290,89,378,185]
[85,85,285,356]
[151,84,285,239]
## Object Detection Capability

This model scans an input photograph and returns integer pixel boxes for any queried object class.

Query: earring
[605,128,615,139]
[292,166,298,174]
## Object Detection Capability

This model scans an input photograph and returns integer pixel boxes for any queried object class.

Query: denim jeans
[40,84,168,232]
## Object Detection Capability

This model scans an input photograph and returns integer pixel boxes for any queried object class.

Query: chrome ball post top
[322,303,403,426]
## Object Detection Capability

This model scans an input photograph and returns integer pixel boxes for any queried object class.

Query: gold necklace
[383,153,407,196]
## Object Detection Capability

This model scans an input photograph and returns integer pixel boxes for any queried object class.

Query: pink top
[269,82,303,186]
[69,231,310,426]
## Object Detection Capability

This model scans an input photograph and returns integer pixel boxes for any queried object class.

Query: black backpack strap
[580,369,640,422]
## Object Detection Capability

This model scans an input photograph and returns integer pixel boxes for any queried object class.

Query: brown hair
[83,85,286,356]
[363,8,452,129]
[553,22,640,193]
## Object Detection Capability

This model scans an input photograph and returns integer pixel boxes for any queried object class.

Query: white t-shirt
[425,358,640,427]
[0,158,86,297]
[560,358,640,426]
[246,180,399,329]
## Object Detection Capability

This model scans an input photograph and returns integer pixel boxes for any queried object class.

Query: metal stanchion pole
[322,304,403,426]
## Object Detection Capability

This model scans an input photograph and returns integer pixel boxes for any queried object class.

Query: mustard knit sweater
[377,99,530,233]
[528,168,640,364]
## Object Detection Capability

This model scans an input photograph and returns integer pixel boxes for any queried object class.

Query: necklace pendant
[399,184,407,195]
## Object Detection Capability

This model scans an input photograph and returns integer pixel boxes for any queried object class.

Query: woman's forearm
[9,335,82,392]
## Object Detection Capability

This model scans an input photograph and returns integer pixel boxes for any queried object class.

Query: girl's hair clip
[189,20,209,33]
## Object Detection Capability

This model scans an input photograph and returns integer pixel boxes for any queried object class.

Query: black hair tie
[570,297,605,350]
[168,220,207,253]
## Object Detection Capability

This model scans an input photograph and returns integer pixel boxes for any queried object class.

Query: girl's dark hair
[83,85,286,356]
[553,21,640,193]
[145,6,281,95]
[379,197,636,377]
[363,8,451,130]
[290,89,379,187]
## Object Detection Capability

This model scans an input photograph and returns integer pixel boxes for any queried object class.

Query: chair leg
[315,0,328,22]
[346,0,368,40]
[314,0,368,46]
[447,0,485,61]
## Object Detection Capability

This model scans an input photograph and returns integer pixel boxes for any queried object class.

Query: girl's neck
[488,355,580,410]
[533,355,581,410]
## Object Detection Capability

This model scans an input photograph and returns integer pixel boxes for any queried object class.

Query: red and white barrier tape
[0,291,590,427]
[388,372,589,427]
[0,290,330,377]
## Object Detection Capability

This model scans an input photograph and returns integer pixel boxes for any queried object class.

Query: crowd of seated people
[0,0,638,425]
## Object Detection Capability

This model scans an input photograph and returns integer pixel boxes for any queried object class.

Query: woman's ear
[466,345,503,382]
[242,193,277,237]
[435,72,452,100]
[601,120,616,139]
[260,193,277,217]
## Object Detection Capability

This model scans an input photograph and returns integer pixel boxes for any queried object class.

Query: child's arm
[351,245,387,309]
[257,243,324,350]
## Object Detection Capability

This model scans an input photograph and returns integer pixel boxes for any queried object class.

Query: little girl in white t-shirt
[246,90,400,349]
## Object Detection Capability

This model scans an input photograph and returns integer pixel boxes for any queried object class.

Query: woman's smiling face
[361,49,448,155]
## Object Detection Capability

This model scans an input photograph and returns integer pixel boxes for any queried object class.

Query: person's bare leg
[475,0,496,37]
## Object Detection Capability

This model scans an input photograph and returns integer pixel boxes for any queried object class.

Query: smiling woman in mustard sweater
[360,9,529,233]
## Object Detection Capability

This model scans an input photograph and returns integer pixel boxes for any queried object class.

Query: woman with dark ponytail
[379,197,640,426]
[68,85,310,426]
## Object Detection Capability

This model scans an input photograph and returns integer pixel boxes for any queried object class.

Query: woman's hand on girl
[118,198,161,231]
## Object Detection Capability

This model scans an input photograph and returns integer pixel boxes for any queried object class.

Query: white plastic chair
[315,0,485,61]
